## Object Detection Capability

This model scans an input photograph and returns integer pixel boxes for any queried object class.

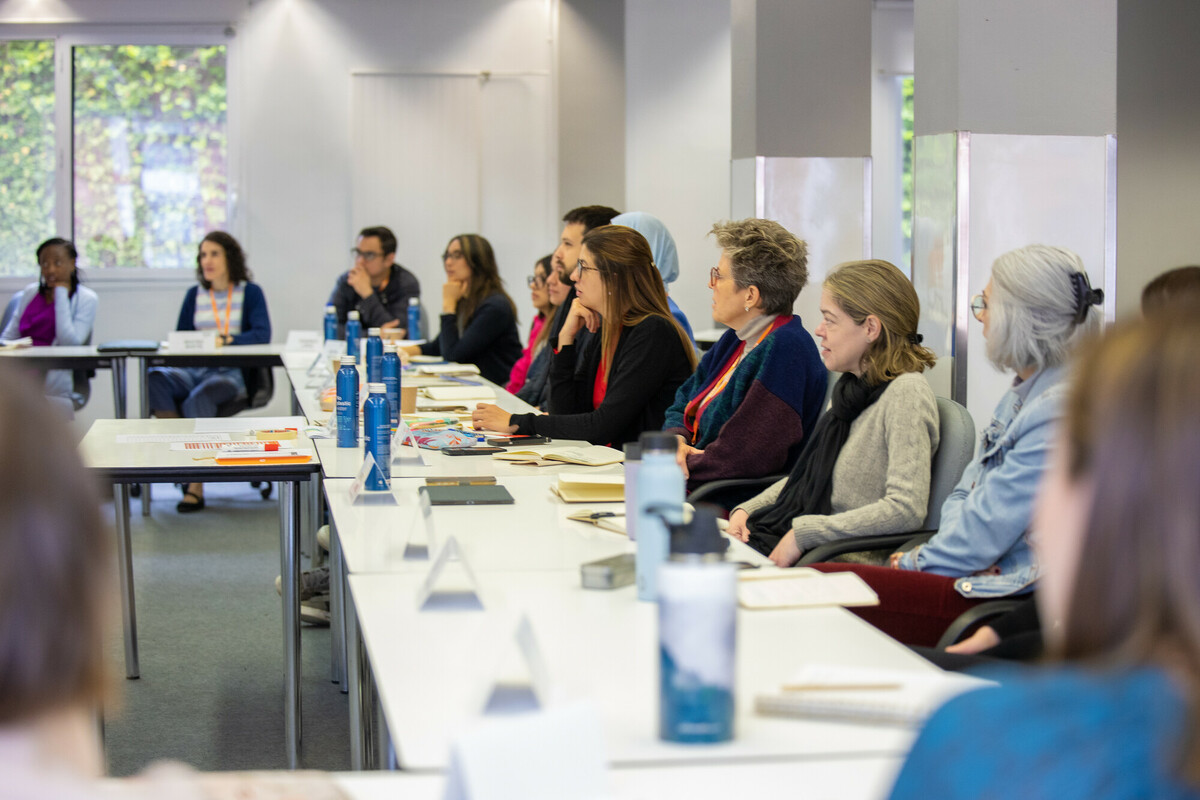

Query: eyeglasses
[526,274,546,288]
[351,248,383,262]
[442,250,465,261]
[709,266,733,286]
[970,294,988,322]
[575,259,602,278]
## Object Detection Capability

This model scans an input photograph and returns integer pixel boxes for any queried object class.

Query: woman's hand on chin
[559,298,600,346]
[768,532,802,567]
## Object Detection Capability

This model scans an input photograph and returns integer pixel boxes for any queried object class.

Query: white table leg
[330,522,346,688]
[113,483,140,678]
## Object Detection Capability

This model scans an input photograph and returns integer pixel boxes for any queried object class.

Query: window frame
[0,24,237,289]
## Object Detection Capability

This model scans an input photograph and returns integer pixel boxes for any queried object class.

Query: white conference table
[0,343,131,417]
[331,755,905,799]
[79,417,319,770]
[348,568,938,772]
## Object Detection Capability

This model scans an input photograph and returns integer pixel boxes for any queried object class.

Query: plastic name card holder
[168,331,218,351]
[285,330,323,351]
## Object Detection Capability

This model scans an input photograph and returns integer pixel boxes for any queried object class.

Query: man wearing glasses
[327,225,421,337]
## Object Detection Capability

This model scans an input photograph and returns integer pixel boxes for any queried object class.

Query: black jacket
[327,262,421,337]
[420,292,522,386]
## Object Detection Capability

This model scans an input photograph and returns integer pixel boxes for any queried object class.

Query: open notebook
[755,665,994,726]
[494,444,624,468]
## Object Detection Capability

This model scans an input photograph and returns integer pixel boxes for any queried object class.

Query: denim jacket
[896,364,1068,598]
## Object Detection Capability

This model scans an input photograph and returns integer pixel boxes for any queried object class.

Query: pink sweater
[505,312,547,393]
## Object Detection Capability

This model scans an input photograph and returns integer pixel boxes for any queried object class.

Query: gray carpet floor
[100,482,351,776]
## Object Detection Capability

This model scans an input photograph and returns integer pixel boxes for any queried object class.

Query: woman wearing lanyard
[472,225,697,446]
[726,259,940,568]
[662,219,826,501]
[147,231,271,513]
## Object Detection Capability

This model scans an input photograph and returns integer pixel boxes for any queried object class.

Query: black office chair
[218,366,277,500]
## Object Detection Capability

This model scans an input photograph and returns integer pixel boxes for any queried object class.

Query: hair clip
[907,332,924,345]
[1070,272,1104,324]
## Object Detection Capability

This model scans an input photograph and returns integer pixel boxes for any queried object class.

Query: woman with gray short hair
[815,244,1104,647]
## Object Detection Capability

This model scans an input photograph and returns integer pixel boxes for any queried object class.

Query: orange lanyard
[209,287,233,338]
[686,316,783,443]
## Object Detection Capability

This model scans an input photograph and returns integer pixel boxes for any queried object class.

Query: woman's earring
[744,305,750,312]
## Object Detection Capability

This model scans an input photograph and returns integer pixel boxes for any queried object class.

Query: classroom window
[0,40,57,277]
[73,44,228,269]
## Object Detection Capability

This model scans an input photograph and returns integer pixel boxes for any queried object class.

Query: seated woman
[1,237,98,415]
[404,234,521,386]
[815,245,1103,647]
[663,218,826,496]
[516,253,572,409]
[726,259,939,568]
[472,225,697,446]
[505,254,556,394]
[147,231,271,513]
[0,369,341,797]
[890,315,1200,799]
[611,212,695,345]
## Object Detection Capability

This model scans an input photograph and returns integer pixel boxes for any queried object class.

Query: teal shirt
[891,666,1197,799]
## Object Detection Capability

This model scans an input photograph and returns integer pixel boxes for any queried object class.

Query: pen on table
[781,683,902,692]
[587,511,625,519]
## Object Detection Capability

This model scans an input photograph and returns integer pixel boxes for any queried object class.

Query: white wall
[624,0,731,332]
[1,0,557,431]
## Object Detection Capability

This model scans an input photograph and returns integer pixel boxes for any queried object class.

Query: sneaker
[275,566,330,601]
[301,598,331,626]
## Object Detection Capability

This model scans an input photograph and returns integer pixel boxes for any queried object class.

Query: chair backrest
[0,294,20,337]
[921,396,976,530]
[215,367,274,417]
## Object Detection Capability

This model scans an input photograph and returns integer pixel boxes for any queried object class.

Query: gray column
[730,0,873,330]
[912,0,1116,428]
[557,0,625,213]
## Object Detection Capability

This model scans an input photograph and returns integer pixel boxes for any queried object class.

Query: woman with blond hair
[472,225,697,445]
[727,259,940,567]
[817,244,1104,647]
[891,314,1200,798]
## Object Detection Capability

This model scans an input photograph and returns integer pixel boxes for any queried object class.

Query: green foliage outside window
[0,40,56,277]
[73,44,228,269]
[901,76,914,267]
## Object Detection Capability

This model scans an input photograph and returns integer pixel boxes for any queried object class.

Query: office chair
[796,395,976,565]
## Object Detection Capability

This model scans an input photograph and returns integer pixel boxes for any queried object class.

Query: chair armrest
[686,475,783,506]
[935,599,1028,650]
[797,530,936,566]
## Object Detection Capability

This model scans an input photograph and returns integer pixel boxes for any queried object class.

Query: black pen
[588,511,625,519]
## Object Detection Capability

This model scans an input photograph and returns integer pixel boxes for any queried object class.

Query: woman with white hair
[815,244,1104,646]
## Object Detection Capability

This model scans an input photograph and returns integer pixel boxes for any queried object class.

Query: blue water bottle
[636,432,685,602]
[366,327,383,384]
[323,304,338,341]
[407,297,421,340]
[658,506,735,743]
[363,382,391,490]
[345,310,362,358]
[335,355,359,448]
[381,342,401,427]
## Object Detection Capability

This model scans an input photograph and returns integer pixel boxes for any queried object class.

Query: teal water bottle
[381,342,401,427]
[363,382,391,490]
[345,310,362,358]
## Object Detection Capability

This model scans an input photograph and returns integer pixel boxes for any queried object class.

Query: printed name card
[285,329,323,351]
[168,331,217,351]
[416,536,483,611]
[442,701,608,800]
[477,614,557,715]
[347,451,394,504]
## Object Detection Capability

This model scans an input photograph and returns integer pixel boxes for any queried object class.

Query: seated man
[328,225,420,337]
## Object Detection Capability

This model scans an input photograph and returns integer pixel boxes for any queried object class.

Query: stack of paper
[737,567,879,609]
[495,445,624,468]
[551,472,624,503]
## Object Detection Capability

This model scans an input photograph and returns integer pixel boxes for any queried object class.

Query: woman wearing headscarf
[611,211,695,345]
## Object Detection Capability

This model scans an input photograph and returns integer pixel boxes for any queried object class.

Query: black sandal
[177,491,205,513]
